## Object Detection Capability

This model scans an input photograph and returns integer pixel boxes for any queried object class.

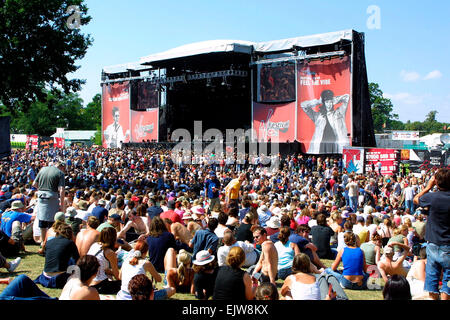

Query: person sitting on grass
[192,250,218,300]
[0,251,21,273]
[377,241,411,284]
[34,223,80,289]
[407,245,428,299]
[0,274,57,300]
[59,255,100,300]
[255,282,279,300]
[39,212,69,254]
[213,246,257,300]
[325,231,369,290]
[281,253,348,300]
[116,239,174,300]
[128,273,155,300]
[76,216,100,256]
[382,274,412,300]
[86,226,121,294]
[164,248,195,295]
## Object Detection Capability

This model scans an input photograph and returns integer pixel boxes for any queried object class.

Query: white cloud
[400,70,420,82]
[423,70,442,80]
[383,92,425,105]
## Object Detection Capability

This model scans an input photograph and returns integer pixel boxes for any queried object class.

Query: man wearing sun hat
[0,200,33,255]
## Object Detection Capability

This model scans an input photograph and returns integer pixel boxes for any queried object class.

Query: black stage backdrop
[0,116,11,159]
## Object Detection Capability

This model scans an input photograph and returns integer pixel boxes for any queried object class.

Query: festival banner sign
[342,147,365,174]
[131,109,159,142]
[54,137,65,148]
[252,102,296,143]
[297,56,352,154]
[391,131,419,141]
[38,136,54,149]
[102,81,130,148]
[365,148,399,175]
[26,135,39,151]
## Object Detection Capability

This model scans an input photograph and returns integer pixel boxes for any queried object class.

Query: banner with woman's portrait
[297,56,352,154]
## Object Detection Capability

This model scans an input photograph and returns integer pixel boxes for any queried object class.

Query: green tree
[1,89,101,136]
[81,93,101,129]
[369,82,402,133]
[0,0,92,113]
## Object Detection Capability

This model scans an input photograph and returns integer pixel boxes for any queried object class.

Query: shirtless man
[251,226,278,285]
[75,216,100,256]
[377,241,410,283]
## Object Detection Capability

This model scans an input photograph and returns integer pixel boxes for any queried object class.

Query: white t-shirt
[404,187,415,201]
[347,182,359,197]
[217,241,258,267]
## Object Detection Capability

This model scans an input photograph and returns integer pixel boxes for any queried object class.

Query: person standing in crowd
[32,162,66,254]
[204,171,221,215]
[413,169,450,300]
[224,173,246,209]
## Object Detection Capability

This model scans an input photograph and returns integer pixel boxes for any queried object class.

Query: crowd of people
[0,145,448,301]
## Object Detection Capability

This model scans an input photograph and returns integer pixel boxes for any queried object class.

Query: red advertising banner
[131,109,159,142]
[365,148,400,175]
[102,82,130,148]
[297,56,352,154]
[26,135,39,151]
[252,102,296,143]
[54,137,65,148]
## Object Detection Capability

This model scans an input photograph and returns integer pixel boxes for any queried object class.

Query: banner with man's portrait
[297,56,352,154]
[102,81,130,148]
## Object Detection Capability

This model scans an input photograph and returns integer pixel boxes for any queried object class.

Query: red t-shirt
[160,210,182,224]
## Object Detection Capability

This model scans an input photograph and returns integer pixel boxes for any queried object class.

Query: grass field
[0,244,384,300]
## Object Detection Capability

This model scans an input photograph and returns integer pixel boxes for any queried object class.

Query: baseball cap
[383,246,394,255]
[98,199,106,206]
[109,214,123,223]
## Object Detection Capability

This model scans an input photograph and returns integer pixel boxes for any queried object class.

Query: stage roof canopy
[140,40,255,65]
[102,29,355,75]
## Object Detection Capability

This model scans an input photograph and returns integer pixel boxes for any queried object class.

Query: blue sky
[70,0,450,123]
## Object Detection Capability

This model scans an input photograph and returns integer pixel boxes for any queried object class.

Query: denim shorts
[325,268,369,290]
[424,243,450,295]
[277,267,292,281]
[154,288,168,300]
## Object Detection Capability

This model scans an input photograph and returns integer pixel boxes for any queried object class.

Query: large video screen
[257,62,295,103]
[131,80,159,111]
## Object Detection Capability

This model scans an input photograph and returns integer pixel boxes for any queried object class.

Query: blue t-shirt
[91,206,108,223]
[342,247,364,276]
[191,229,219,259]
[289,233,310,252]
[146,231,176,273]
[205,178,220,199]
[1,211,32,237]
